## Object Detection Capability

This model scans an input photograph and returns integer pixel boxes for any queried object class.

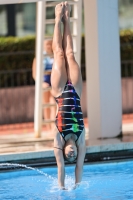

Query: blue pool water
[0,160,133,200]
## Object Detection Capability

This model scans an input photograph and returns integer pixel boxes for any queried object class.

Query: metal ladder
[42,69,56,126]
[35,0,82,137]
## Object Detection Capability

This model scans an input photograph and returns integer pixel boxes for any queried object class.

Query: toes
[61,2,64,7]
[65,1,71,12]
[62,2,65,9]
[60,2,64,11]
[65,1,68,6]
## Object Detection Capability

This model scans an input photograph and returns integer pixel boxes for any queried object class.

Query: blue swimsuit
[43,55,53,86]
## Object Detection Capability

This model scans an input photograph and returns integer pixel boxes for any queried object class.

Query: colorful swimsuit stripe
[55,80,84,142]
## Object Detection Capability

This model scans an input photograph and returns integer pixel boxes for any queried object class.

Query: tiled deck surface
[0,114,133,162]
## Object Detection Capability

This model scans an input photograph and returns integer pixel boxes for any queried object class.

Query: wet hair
[54,145,77,163]
[63,145,77,163]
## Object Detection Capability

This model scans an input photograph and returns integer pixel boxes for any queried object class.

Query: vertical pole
[6,4,16,36]
[34,1,46,138]
[73,0,82,65]
[84,0,122,139]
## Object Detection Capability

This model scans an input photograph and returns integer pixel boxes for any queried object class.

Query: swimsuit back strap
[54,147,63,151]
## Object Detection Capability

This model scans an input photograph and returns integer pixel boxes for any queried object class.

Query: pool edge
[0,141,133,169]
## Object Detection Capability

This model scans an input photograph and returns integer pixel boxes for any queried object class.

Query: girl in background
[32,40,56,131]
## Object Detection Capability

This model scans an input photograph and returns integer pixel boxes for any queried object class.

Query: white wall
[84,0,122,138]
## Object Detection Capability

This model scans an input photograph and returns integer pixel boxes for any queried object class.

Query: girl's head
[44,39,53,55]
[63,141,78,163]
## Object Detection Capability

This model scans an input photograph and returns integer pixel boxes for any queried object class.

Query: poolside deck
[0,115,133,163]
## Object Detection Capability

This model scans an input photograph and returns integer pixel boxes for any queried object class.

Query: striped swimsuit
[55,80,84,142]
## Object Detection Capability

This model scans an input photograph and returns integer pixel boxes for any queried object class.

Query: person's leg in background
[42,82,51,130]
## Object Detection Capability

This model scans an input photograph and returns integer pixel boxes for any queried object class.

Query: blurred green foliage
[120,30,133,60]
[120,30,133,78]
[0,36,35,71]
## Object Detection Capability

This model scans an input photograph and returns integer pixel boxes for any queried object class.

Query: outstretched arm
[54,132,65,189]
[75,144,86,184]
[75,131,86,186]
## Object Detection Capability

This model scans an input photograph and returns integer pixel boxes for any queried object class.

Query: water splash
[0,163,55,180]
[65,175,75,190]
[65,175,89,191]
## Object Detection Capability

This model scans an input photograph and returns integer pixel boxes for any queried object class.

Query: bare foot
[55,3,64,21]
[63,1,71,20]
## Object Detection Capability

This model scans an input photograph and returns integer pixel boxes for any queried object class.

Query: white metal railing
[34,1,45,138]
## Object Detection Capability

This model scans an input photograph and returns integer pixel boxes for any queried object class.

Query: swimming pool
[0,160,133,200]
